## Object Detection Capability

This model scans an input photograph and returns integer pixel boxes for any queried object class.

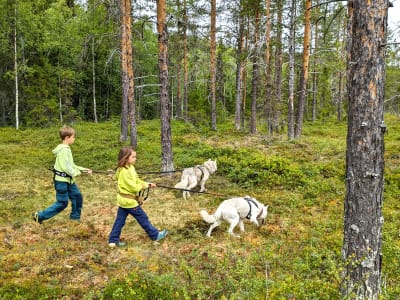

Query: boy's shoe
[156,229,168,241]
[32,212,42,224]
[108,241,127,248]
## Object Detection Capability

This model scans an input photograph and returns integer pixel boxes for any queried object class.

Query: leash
[85,169,183,175]
[156,184,225,197]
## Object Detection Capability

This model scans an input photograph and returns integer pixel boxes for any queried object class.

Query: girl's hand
[148,182,157,188]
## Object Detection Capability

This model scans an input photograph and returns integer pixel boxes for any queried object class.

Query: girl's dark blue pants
[109,206,159,242]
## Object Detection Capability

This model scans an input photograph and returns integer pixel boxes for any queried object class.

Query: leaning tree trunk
[157,0,174,172]
[342,0,388,299]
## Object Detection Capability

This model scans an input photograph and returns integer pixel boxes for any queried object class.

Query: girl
[108,147,168,247]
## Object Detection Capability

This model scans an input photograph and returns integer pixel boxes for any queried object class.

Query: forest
[1,0,400,299]
[1,0,399,131]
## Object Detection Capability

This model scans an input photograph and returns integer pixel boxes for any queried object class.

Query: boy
[33,126,92,224]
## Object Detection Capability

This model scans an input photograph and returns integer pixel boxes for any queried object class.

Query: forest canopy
[1,0,400,129]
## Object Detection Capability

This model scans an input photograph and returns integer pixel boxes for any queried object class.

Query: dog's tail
[174,175,189,189]
[200,210,217,223]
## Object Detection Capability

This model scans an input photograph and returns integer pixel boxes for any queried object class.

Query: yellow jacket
[116,165,149,208]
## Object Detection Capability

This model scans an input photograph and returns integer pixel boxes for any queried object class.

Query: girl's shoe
[156,229,168,241]
[108,241,127,248]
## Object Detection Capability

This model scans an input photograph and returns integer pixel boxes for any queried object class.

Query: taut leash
[156,184,225,197]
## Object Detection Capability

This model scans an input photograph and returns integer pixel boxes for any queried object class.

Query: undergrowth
[0,115,399,299]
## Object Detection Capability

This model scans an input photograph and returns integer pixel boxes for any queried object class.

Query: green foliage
[1,116,400,299]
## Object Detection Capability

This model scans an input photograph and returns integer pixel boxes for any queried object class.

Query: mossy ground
[0,116,399,299]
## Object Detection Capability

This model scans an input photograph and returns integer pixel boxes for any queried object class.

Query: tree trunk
[337,71,343,121]
[273,0,283,133]
[342,0,387,298]
[264,0,273,135]
[14,3,19,130]
[175,0,182,119]
[183,0,188,122]
[157,0,174,172]
[92,35,98,123]
[295,0,312,138]
[234,7,245,131]
[210,0,217,130]
[120,0,135,143]
[287,0,296,140]
[250,7,260,134]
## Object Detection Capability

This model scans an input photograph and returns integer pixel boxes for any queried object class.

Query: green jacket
[52,144,87,183]
[116,165,149,208]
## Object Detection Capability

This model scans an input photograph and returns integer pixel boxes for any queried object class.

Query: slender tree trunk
[14,3,19,130]
[250,7,260,134]
[287,0,296,140]
[337,71,343,121]
[183,0,188,121]
[210,0,217,130]
[241,22,248,130]
[295,0,312,138]
[92,36,98,123]
[342,0,387,298]
[58,70,63,123]
[119,0,131,142]
[311,23,318,122]
[157,0,174,172]
[273,0,283,133]
[264,0,273,135]
[234,7,245,131]
[175,0,182,119]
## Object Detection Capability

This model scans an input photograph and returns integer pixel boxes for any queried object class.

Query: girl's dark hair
[117,146,135,168]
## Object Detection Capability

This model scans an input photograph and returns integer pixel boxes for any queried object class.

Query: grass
[0,115,399,299]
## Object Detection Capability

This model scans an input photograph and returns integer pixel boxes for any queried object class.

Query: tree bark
[287,0,296,140]
[183,0,188,121]
[157,0,174,172]
[120,0,136,144]
[14,3,19,130]
[234,5,245,131]
[295,0,312,138]
[210,0,217,130]
[250,7,260,134]
[273,0,283,133]
[342,0,387,298]
[264,0,273,135]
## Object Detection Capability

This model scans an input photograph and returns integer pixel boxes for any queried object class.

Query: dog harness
[196,165,205,182]
[244,197,264,219]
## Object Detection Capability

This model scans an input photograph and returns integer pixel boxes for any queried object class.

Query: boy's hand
[148,183,157,188]
[84,169,93,175]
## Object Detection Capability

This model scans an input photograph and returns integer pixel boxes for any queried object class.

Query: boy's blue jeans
[109,206,159,242]
[38,181,83,222]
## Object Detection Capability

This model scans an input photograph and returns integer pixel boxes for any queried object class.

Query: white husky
[200,196,268,237]
[174,159,217,200]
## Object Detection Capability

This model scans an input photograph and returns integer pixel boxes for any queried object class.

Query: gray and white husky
[174,159,217,200]
[200,196,268,237]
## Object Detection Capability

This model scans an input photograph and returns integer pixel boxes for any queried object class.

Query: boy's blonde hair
[59,126,75,140]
